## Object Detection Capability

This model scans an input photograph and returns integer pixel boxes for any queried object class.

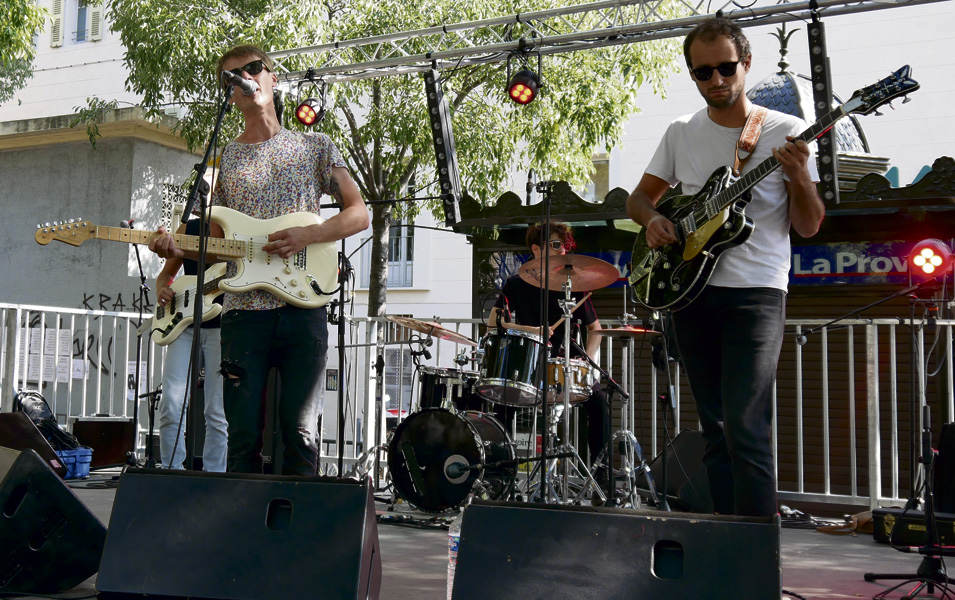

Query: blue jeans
[158,327,228,472]
[219,306,328,476]
[671,286,785,517]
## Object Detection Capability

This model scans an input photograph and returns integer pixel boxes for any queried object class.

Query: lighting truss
[268,0,947,85]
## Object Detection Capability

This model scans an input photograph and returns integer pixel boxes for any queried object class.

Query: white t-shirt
[645,107,819,291]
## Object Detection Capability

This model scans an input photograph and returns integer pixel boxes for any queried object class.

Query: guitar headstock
[843,65,920,116]
[35,219,95,246]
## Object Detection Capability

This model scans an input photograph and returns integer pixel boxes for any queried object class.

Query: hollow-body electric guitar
[35,207,339,309]
[150,263,228,346]
[628,65,919,311]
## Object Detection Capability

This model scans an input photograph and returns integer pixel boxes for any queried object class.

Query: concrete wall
[0,119,198,310]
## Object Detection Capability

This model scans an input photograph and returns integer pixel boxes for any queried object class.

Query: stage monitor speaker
[96,469,381,600]
[452,500,780,600]
[648,428,712,513]
[0,411,67,477]
[0,446,107,593]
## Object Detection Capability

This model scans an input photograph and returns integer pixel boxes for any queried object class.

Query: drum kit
[376,254,661,513]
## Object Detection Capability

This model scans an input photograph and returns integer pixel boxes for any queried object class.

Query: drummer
[492,222,611,473]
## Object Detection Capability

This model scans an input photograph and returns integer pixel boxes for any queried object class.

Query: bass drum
[387,408,515,512]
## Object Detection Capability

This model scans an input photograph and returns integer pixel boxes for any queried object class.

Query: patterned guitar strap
[732,105,769,178]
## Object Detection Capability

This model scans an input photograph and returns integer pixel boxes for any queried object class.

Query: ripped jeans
[219,306,327,476]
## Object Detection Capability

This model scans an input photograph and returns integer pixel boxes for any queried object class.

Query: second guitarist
[156,217,228,472]
[626,17,824,517]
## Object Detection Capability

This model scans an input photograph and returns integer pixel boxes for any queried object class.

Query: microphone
[120,219,135,229]
[501,295,512,324]
[221,70,259,96]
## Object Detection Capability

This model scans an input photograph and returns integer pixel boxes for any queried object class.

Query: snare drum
[545,358,594,404]
[387,409,515,512]
[475,329,544,406]
[417,366,479,411]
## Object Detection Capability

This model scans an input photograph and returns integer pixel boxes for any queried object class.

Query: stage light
[508,69,540,105]
[505,49,542,106]
[295,97,324,126]
[908,239,953,278]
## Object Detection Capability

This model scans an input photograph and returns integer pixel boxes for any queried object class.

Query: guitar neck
[90,226,245,259]
[712,105,846,212]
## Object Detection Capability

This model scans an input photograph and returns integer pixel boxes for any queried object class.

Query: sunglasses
[690,61,740,81]
[222,60,269,85]
[548,240,566,251]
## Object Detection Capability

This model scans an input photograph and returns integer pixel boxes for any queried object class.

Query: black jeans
[671,286,785,517]
[219,306,328,476]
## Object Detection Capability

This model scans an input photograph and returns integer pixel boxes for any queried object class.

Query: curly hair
[526,223,576,252]
[683,17,751,69]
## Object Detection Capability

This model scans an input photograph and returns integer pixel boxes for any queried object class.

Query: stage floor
[25,472,944,600]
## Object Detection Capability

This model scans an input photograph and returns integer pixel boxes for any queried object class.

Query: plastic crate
[55,447,93,479]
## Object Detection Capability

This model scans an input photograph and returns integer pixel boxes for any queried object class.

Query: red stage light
[295,98,324,126]
[507,70,540,105]
[909,239,953,278]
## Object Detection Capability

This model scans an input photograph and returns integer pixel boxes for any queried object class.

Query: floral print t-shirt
[211,128,346,312]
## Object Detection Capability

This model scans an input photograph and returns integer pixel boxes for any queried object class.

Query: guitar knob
[298,290,307,298]
[657,281,665,289]
[289,279,298,286]
[662,261,671,269]
[284,266,292,274]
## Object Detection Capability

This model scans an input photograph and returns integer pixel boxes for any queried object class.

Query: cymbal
[386,315,477,347]
[518,255,618,292]
[592,326,660,338]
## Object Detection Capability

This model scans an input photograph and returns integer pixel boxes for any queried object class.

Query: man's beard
[702,85,742,109]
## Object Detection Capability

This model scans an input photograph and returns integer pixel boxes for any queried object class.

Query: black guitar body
[629,166,754,311]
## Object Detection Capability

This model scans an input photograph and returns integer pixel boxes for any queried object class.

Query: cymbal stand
[555,273,605,505]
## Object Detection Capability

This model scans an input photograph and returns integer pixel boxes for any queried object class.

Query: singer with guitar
[149,44,369,476]
[626,18,825,517]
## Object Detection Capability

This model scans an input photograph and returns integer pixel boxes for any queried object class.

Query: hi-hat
[518,255,618,292]
[386,315,477,346]
[593,326,660,337]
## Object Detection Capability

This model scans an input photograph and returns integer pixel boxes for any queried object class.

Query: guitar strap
[732,105,768,177]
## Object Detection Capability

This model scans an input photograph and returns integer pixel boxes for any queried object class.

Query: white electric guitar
[150,263,228,346]
[35,207,340,309]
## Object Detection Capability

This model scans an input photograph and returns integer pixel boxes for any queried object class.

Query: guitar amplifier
[70,416,135,468]
[872,507,955,546]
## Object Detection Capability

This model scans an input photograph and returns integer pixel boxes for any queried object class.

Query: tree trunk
[366,202,392,319]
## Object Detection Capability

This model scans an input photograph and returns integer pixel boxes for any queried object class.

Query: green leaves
[1,0,48,103]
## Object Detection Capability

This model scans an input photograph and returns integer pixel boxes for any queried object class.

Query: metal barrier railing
[2,301,952,509]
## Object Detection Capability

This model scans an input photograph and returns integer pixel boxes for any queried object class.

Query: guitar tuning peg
[902,96,912,104]
[888,102,895,110]
[874,109,883,116]
[44,222,51,228]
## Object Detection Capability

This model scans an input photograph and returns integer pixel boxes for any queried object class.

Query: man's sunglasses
[548,240,566,251]
[690,61,740,81]
[222,60,269,85]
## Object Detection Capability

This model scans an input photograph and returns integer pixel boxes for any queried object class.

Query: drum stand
[525,274,606,505]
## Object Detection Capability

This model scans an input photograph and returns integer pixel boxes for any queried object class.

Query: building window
[580,154,610,203]
[75,2,87,42]
[360,219,415,288]
[385,348,415,418]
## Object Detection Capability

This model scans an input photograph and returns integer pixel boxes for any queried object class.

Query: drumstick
[549,292,592,333]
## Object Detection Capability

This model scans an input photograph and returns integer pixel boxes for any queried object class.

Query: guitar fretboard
[694,105,846,226]
[91,226,245,259]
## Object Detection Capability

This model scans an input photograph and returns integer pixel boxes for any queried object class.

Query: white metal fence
[2,301,952,509]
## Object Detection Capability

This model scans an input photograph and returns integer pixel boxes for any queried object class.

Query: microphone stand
[176,84,232,470]
[536,181,554,503]
[125,221,152,468]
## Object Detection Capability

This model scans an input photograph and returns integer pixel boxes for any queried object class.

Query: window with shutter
[90,5,102,41]
[51,0,64,47]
